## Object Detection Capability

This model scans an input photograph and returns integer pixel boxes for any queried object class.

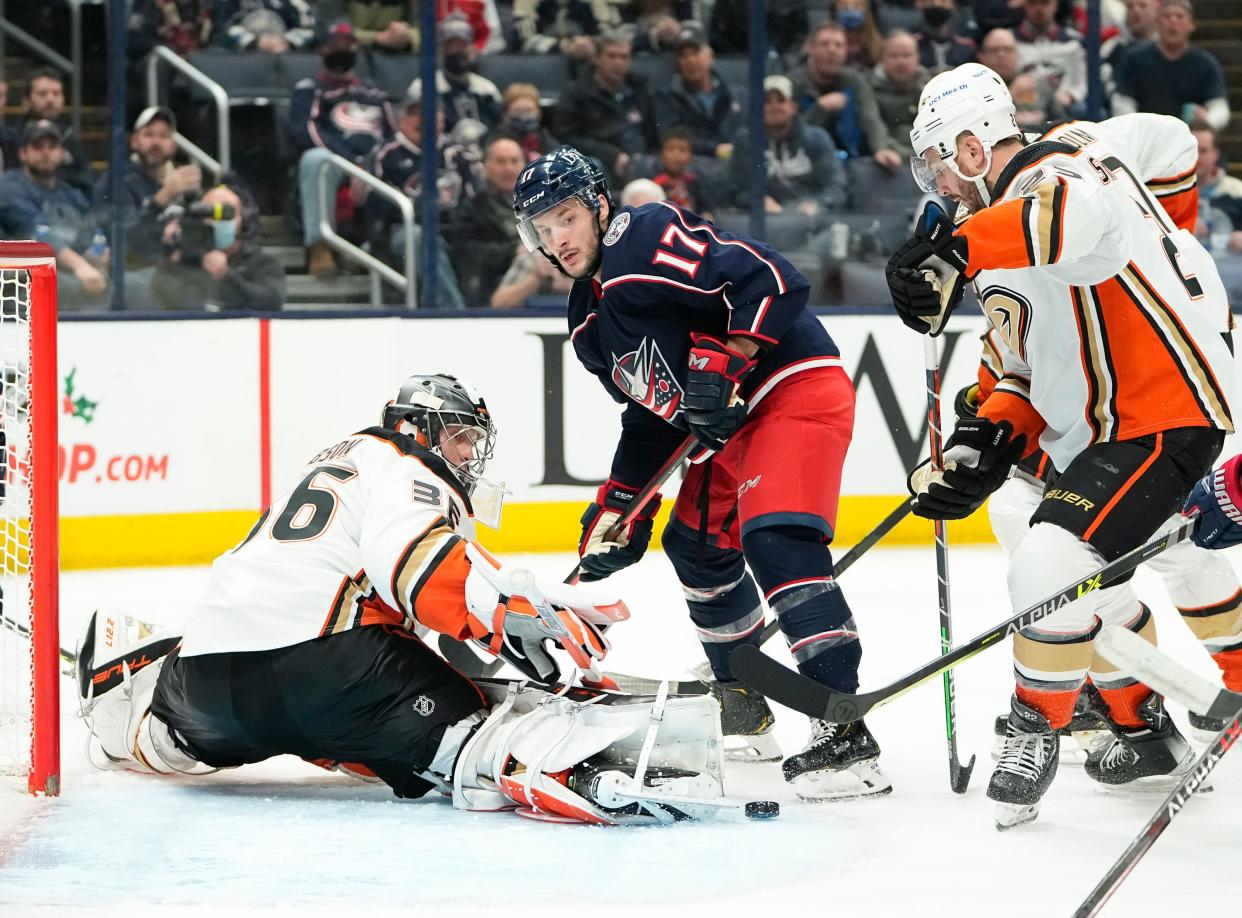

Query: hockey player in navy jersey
[513,146,889,801]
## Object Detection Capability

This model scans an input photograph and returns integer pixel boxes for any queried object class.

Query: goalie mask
[382,374,506,526]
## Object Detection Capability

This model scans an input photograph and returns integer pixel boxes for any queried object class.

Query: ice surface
[1,547,1239,917]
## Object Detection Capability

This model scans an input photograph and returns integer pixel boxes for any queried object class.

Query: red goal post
[0,241,60,796]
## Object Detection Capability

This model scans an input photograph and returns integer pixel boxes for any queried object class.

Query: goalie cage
[0,242,60,796]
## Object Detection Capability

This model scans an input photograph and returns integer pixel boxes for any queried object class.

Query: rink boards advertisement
[55,313,1242,568]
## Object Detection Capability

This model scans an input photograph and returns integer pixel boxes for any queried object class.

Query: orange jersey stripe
[979,389,1046,458]
[410,539,482,640]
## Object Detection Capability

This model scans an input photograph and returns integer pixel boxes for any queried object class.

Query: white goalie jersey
[180,427,483,657]
[959,114,1235,472]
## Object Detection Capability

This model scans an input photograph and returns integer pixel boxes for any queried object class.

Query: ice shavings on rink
[1,548,1240,917]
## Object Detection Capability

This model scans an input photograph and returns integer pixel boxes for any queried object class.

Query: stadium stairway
[1197,0,1242,179]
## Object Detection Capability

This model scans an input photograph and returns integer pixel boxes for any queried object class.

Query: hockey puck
[744,800,780,819]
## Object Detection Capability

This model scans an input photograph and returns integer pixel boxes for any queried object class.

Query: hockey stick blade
[731,515,1200,723]
[1073,638,1242,917]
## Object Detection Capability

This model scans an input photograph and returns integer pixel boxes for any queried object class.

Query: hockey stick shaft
[2,612,76,667]
[1073,632,1242,916]
[730,514,1200,722]
[923,334,974,793]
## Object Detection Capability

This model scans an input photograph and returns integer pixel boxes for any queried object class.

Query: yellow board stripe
[60,499,999,569]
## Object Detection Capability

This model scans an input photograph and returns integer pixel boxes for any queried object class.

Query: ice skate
[987,696,1059,830]
[570,757,724,822]
[1084,692,1194,786]
[991,680,1108,763]
[782,718,891,801]
[708,678,783,762]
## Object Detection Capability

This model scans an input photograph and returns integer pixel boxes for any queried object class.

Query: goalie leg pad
[451,682,727,824]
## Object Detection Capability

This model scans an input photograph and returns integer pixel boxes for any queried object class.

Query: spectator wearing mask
[151,175,285,310]
[367,92,475,307]
[0,121,108,310]
[1114,0,1229,131]
[407,15,504,132]
[499,84,558,162]
[1191,120,1242,255]
[652,22,743,161]
[914,0,977,73]
[514,0,619,63]
[651,126,714,219]
[977,26,1066,127]
[93,106,204,273]
[789,20,901,170]
[836,0,884,70]
[445,134,528,305]
[217,0,318,52]
[729,75,847,218]
[555,31,659,188]
[1014,0,1087,110]
[867,30,930,158]
[17,67,93,200]
[289,22,396,276]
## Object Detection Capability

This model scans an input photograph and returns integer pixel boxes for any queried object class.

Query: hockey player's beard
[550,234,603,280]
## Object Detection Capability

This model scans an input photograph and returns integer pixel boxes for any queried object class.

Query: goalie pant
[143,624,726,823]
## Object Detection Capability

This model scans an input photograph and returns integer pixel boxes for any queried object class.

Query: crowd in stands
[0,0,1236,310]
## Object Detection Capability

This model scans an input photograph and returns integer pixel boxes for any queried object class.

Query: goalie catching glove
[907,417,1026,520]
[578,480,661,582]
[886,201,971,337]
[464,542,629,682]
[683,334,755,451]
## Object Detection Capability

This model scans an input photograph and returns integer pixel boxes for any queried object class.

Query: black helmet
[512,145,610,254]
[382,373,495,492]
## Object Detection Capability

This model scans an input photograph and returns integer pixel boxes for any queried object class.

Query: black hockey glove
[886,202,970,337]
[578,480,661,582]
[907,417,1026,520]
[683,334,757,452]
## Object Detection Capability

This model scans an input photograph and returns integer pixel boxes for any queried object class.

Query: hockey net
[0,242,59,796]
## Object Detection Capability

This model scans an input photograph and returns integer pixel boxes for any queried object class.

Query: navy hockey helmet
[512,145,610,253]
[382,373,496,492]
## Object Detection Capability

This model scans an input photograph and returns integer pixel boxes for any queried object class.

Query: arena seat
[845,157,923,214]
[185,51,283,102]
[367,54,424,99]
[476,54,570,102]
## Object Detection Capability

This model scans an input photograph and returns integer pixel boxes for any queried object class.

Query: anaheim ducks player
[74,374,745,825]
[886,64,1235,829]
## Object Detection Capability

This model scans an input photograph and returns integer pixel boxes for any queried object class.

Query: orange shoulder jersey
[180,427,485,657]
[956,114,1234,473]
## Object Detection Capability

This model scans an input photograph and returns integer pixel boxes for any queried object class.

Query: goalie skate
[707,678,783,763]
[782,718,891,802]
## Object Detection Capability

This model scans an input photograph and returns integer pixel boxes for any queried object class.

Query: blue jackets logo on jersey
[603,212,630,246]
[611,338,684,420]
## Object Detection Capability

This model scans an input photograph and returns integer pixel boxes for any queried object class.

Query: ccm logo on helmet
[522,191,545,207]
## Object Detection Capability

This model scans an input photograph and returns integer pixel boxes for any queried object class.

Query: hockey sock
[742,525,861,694]
[663,524,764,681]
[1093,605,1156,729]
[1176,591,1242,693]
[1014,682,1082,731]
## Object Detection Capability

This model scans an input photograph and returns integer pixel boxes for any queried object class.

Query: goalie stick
[730,514,1201,722]
[1073,626,1242,918]
[922,333,975,794]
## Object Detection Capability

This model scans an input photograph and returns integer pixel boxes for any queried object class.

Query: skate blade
[724,730,784,763]
[792,758,892,802]
[994,802,1040,831]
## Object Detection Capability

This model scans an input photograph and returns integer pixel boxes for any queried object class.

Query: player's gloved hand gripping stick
[886,201,971,337]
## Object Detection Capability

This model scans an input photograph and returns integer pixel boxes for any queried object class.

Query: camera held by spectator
[152,176,285,310]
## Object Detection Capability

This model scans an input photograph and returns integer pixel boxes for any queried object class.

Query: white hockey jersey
[180,427,482,657]
[959,114,1234,473]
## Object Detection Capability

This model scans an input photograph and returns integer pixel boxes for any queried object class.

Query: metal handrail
[315,151,417,309]
[145,45,230,174]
